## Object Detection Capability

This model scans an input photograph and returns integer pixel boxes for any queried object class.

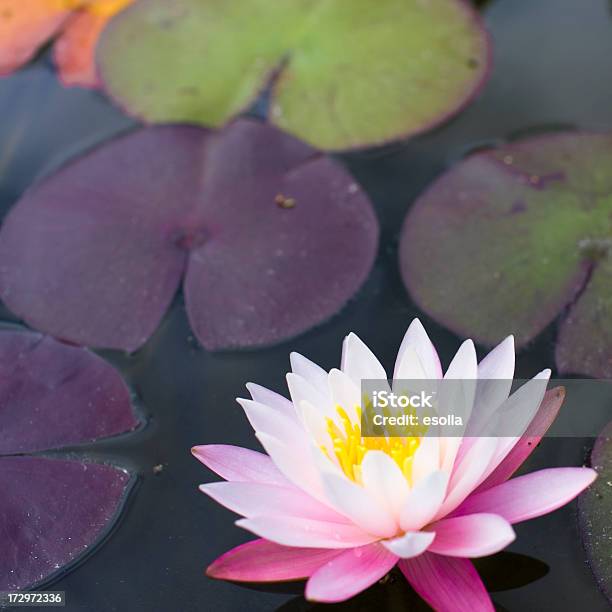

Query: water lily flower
[0,0,133,87]
[193,319,596,610]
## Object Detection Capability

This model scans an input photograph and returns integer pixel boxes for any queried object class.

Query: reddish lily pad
[97,0,491,151]
[0,119,378,351]
[0,329,139,590]
[399,132,612,377]
[579,420,612,603]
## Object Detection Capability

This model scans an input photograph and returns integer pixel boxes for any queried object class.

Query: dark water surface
[0,0,611,610]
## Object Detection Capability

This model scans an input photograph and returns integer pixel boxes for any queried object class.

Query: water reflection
[238,552,547,611]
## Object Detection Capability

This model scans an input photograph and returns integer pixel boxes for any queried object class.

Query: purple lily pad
[0,119,378,351]
[0,457,133,591]
[0,330,138,453]
[399,132,612,377]
[0,329,139,590]
[579,420,612,603]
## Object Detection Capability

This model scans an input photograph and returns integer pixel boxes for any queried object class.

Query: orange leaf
[0,0,72,75]
[53,0,133,87]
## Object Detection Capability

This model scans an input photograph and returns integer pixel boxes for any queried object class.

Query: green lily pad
[97,0,490,151]
[579,420,612,603]
[399,132,612,377]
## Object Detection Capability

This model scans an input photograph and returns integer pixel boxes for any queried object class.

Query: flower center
[322,405,423,485]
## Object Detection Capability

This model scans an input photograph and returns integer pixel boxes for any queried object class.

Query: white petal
[290,352,329,394]
[445,339,478,381]
[487,369,551,469]
[478,335,515,380]
[328,368,361,423]
[341,332,387,385]
[436,437,498,519]
[438,340,478,472]
[296,399,336,457]
[256,433,324,501]
[382,531,435,558]
[411,436,440,484]
[393,319,442,381]
[400,471,449,532]
[360,451,410,520]
[393,345,428,381]
[287,372,334,419]
[466,336,515,438]
[320,470,398,538]
[246,383,297,420]
[238,398,306,443]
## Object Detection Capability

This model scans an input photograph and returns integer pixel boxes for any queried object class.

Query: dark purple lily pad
[0,457,133,591]
[579,420,612,603]
[0,329,139,590]
[0,330,138,453]
[0,119,378,351]
[399,132,612,377]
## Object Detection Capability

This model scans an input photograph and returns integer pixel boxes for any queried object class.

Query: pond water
[0,0,611,610]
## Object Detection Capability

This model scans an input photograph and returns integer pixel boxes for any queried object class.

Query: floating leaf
[0,119,378,351]
[0,456,133,590]
[97,0,490,151]
[0,330,138,453]
[0,328,139,590]
[579,420,612,603]
[0,0,134,87]
[399,132,612,377]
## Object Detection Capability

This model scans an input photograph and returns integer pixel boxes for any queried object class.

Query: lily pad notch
[97,0,491,151]
[0,119,379,352]
[400,131,612,378]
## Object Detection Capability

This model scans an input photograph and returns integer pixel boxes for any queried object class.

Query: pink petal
[199,481,348,523]
[476,387,565,492]
[381,531,435,558]
[305,543,398,602]
[453,468,597,524]
[207,538,343,582]
[427,513,515,557]
[393,318,443,380]
[191,444,289,486]
[236,516,378,549]
[399,553,494,612]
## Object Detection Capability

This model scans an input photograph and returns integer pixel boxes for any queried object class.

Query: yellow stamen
[324,404,426,485]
